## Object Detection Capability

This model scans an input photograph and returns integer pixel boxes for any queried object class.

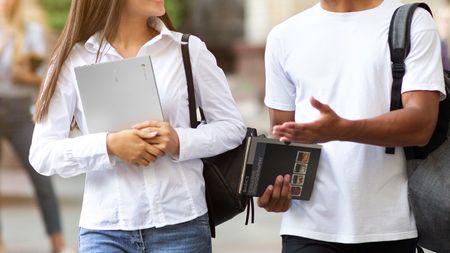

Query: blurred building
[182,0,244,73]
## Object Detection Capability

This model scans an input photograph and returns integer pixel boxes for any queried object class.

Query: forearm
[340,106,437,147]
[175,120,246,161]
[30,131,114,178]
[272,92,440,147]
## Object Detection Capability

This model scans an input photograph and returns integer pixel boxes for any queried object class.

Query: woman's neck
[321,0,383,12]
[111,15,159,58]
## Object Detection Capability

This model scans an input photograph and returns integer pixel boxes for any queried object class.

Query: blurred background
[1,0,449,252]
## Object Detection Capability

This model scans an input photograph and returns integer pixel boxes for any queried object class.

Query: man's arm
[269,109,295,129]
[273,90,440,146]
[259,90,440,212]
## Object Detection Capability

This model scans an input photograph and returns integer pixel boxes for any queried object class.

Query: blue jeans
[79,213,212,253]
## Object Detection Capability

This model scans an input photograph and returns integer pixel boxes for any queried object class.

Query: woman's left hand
[132,121,180,157]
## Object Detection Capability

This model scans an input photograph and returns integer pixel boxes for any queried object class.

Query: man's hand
[272,97,346,144]
[257,175,292,212]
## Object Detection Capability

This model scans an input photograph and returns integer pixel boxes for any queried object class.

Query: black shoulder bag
[181,34,257,237]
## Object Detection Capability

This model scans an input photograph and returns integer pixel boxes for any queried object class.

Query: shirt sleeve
[402,9,446,98]
[173,37,246,161]
[25,22,46,56]
[29,57,115,178]
[264,27,296,111]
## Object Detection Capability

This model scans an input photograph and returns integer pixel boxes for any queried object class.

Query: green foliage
[41,0,71,31]
[41,0,186,31]
[165,0,186,29]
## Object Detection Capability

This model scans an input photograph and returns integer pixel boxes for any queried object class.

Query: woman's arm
[11,55,42,86]
[29,61,113,177]
[173,37,246,161]
[12,23,46,86]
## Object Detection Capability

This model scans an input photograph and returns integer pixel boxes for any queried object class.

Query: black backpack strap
[385,3,433,154]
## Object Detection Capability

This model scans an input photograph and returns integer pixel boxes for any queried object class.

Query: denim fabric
[79,213,212,253]
[282,235,417,253]
[0,96,61,235]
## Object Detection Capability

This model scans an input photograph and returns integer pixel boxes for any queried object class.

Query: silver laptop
[75,56,163,133]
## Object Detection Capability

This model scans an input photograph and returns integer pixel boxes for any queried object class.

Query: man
[259,0,445,252]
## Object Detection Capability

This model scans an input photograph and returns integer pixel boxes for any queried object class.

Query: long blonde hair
[33,0,175,122]
[2,0,25,64]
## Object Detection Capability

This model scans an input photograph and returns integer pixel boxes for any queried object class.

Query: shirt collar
[84,17,181,54]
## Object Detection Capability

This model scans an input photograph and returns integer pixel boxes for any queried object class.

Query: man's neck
[320,0,384,12]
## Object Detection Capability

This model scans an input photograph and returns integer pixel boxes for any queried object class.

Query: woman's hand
[132,121,180,157]
[106,129,164,166]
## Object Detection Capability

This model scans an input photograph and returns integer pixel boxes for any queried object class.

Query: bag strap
[385,3,433,155]
[181,34,219,238]
[181,34,207,128]
[181,34,199,128]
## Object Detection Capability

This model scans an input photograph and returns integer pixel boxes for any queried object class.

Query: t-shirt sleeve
[402,9,446,99]
[25,22,46,56]
[264,28,296,111]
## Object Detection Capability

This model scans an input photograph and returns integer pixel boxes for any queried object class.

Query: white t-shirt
[265,0,445,244]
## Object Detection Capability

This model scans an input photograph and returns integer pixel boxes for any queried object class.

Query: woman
[0,0,70,252]
[29,0,246,252]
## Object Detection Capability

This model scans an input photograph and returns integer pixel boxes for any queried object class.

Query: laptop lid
[75,56,163,133]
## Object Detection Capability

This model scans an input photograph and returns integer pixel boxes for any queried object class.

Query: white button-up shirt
[29,20,246,230]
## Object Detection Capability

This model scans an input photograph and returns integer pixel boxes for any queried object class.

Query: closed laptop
[75,56,163,133]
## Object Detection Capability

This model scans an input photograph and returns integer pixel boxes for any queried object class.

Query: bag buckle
[392,62,406,79]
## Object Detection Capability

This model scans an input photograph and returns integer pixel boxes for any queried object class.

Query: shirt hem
[401,83,446,101]
[79,210,208,231]
[280,228,418,244]
[264,99,296,111]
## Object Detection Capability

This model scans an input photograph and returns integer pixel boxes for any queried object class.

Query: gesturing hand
[272,97,346,144]
[132,121,180,157]
[106,129,164,166]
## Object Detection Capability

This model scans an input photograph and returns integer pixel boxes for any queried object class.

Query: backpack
[387,3,450,252]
